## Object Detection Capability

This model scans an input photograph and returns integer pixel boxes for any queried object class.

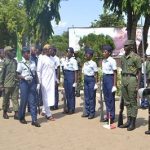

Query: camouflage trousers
[3,86,19,112]
[121,76,138,117]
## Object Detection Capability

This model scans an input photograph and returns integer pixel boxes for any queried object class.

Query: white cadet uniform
[82,60,98,76]
[37,55,55,117]
[63,57,78,112]
[102,56,117,121]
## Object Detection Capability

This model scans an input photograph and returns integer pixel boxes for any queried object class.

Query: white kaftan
[37,55,55,107]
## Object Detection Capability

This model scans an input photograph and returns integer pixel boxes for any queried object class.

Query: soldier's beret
[124,40,135,46]
[102,45,113,53]
[85,48,94,55]
[22,47,30,52]
[67,47,74,53]
[4,46,14,52]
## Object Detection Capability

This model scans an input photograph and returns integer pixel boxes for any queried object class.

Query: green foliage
[48,31,69,56]
[78,33,115,64]
[0,0,27,48]
[24,0,61,45]
[91,11,126,28]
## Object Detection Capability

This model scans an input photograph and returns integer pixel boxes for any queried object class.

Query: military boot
[119,116,131,128]
[14,111,19,120]
[127,117,136,131]
[3,111,9,119]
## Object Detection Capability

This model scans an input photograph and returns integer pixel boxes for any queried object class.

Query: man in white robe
[37,44,55,120]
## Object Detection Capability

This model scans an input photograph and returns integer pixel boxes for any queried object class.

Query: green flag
[16,34,22,61]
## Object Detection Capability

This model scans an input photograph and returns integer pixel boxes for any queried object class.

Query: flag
[16,33,22,62]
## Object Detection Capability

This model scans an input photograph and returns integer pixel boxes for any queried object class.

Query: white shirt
[54,55,60,69]
[63,57,78,71]
[82,60,98,76]
[102,56,117,74]
[16,57,36,77]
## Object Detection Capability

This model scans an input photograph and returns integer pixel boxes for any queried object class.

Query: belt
[122,73,136,77]
[103,73,114,76]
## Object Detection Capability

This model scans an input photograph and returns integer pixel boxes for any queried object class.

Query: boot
[119,116,131,128]
[14,111,19,120]
[3,111,9,119]
[127,117,136,131]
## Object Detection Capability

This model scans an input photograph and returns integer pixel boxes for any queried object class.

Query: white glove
[72,83,77,87]
[24,76,33,81]
[37,84,40,91]
[56,78,60,84]
[94,84,98,90]
[112,86,117,93]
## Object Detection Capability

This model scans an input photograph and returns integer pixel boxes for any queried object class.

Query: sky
[53,0,104,35]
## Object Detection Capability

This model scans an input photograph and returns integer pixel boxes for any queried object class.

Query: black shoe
[32,121,41,127]
[62,110,69,114]
[3,112,9,119]
[20,119,27,124]
[127,117,136,131]
[145,130,150,134]
[14,111,19,120]
[119,116,131,128]
[88,115,95,119]
[81,114,89,117]
[68,110,75,115]
[53,106,59,110]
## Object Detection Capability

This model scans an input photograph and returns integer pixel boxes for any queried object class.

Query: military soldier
[0,48,5,97]
[119,40,142,131]
[0,46,19,119]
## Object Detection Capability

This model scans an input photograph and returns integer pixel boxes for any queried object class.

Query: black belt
[103,74,114,76]
[122,73,136,77]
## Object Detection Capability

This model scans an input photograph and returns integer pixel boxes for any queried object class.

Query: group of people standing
[0,39,147,132]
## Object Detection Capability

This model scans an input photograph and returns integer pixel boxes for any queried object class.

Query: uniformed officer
[0,46,19,119]
[17,47,40,127]
[82,48,98,119]
[51,46,60,110]
[102,45,117,124]
[0,48,5,97]
[119,40,141,131]
[63,47,78,114]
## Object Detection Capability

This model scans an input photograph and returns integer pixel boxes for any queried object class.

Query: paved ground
[0,92,150,150]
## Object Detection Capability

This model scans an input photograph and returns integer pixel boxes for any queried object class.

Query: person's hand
[94,84,98,90]
[24,76,33,81]
[112,86,117,93]
[36,84,40,91]
[72,83,77,87]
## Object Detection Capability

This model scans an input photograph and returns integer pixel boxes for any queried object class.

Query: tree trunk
[138,14,150,56]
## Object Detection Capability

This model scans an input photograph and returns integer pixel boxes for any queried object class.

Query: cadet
[63,47,78,114]
[102,45,117,124]
[119,40,141,131]
[17,47,40,127]
[82,48,98,119]
[0,46,19,119]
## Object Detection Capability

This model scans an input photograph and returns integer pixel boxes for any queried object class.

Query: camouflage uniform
[120,40,141,131]
[0,46,19,119]
[121,51,141,117]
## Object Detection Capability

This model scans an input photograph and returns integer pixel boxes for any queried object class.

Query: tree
[48,31,69,56]
[24,0,61,46]
[79,33,115,63]
[103,0,150,54]
[91,11,126,28]
[0,0,27,48]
